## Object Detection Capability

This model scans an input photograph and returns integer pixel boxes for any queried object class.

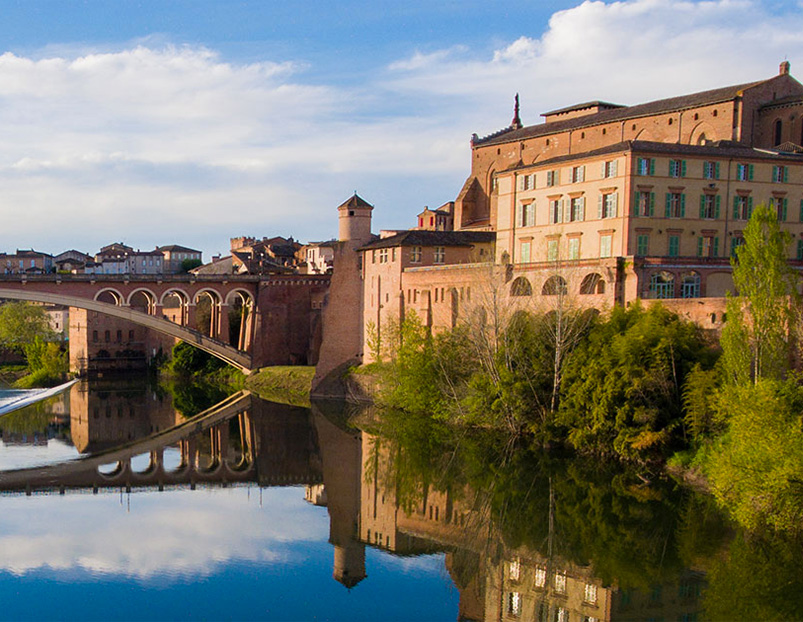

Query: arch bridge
[0,273,330,373]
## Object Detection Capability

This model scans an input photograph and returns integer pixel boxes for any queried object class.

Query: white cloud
[2,1,803,252]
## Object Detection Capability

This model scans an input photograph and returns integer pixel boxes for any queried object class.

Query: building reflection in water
[0,385,706,620]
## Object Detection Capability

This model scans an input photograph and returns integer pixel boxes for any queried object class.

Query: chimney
[780,60,791,75]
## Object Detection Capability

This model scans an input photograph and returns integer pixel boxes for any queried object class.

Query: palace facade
[346,62,803,363]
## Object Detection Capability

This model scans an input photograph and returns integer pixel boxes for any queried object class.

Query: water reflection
[0,382,800,620]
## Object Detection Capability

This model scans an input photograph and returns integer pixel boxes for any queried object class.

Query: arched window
[774,119,783,146]
[649,272,675,299]
[682,272,701,298]
[580,273,605,295]
[510,276,532,297]
[542,275,568,296]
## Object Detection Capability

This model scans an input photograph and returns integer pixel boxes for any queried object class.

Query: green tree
[722,203,798,384]
[0,302,55,351]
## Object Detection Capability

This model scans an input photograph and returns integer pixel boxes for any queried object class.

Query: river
[0,377,799,621]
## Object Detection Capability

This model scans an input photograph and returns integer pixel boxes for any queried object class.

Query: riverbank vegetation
[366,204,803,535]
[0,301,68,388]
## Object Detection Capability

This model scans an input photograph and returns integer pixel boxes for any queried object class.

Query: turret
[337,193,374,248]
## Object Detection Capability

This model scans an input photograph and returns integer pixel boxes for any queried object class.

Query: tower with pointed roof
[338,193,374,248]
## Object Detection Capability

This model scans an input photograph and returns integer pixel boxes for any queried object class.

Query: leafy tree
[722,203,798,384]
[0,302,55,351]
[180,258,203,273]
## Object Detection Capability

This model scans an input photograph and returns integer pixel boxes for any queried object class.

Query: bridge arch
[159,287,191,306]
[95,288,124,305]
[127,288,157,313]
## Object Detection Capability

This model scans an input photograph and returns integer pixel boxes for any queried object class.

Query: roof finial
[511,93,522,129]
[780,60,791,75]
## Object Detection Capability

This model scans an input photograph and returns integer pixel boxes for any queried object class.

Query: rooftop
[359,230,495,251]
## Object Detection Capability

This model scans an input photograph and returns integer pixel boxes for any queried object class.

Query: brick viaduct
[0,273,330,373]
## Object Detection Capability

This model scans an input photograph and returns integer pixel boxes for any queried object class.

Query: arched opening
[649,271,675,299]
[95,289,123,305]
[450,288,459,329]
[510,276,533,297]
[128,289,155,315]
[774,118,783,146]
[226,290,255,351]
[162,290,189,325]
[580,273,605,295]
[542,275,567,296]
[681,272,701,298]
[194,291,222,338]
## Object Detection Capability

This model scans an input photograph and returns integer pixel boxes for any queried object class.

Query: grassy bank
[245,366,315,408]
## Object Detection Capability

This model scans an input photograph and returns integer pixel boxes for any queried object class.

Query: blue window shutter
[665,193,671,217]
[680,194,686,217]
[650,192,655,216]
[715,195,721,219]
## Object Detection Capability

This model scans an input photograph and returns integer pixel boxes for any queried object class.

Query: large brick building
[349,62,803,361]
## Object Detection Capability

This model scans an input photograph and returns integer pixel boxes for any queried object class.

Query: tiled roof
[475,78,770,147]
[359,230,495,251]
[337,194,374,211]
[541,100,625,117]
[156,245,201,253]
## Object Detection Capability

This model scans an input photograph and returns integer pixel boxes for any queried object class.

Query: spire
[511,93,522,129]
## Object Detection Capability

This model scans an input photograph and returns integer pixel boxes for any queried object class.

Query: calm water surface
[0,378,799,621]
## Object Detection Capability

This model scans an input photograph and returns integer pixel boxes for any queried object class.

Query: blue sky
[0,0,801,257]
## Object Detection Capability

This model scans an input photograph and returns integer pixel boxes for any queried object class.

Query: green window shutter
[681,160,687,177]
[633,192,639,216]
[650,192,655,216]
[715,162,720,179]
[783,198,788,221]
[665,193,671,217]
[715,195,721,219]
[773,165,779,181]
[680,193,686,217]
[699,195,705,218]
[748,164,754,180]
[733,196,739,219]
[598,194,604,219]
[697,237,703,257]
[649,159,655,176]
[784,167,789,183]
[800,198,803,222]
[748,196,754,217]
[798,240,803,260]
[714,237,719,256]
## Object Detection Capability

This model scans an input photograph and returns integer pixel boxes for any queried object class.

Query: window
[773,165,788,183]
[92,330,98,342]
[379,248,388,263]
[682,273,701,298]
[703,161,720,179]
[554,573,567,594]
[733,195,753,220]
[570,197,585,221]
[669,159,686,178]
[634,191,654,217]
[519,174,535,191]
[775,119,783,145]
[371,250,376,264]
[549,199,563,224]
[699,194,720,219]
[572,165,585,183]
[665,192,685,218]
[770,196,788,221]
[584,583,598,605]
[411,246,422,263]
[554,607,569,622]
[520,241,531,263]
[600,235,612,258]
[650,272,675,298]
[548,239,559,262]
[668,234,680,257]
[736,163,754,181]
[509,560,521,581]
[568,237,580,260]
[731,237,745,258]
[547,170,559,187]
[637,234,649,256]
[434,246,445,264]
[636,157,655,176]
[697,235,719,258]
[518,201,535,227]
[391,248,396,262]
[534,567,547,588]
[599,193,618,218]
[602,159,618,178]
[507,592,521,617]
